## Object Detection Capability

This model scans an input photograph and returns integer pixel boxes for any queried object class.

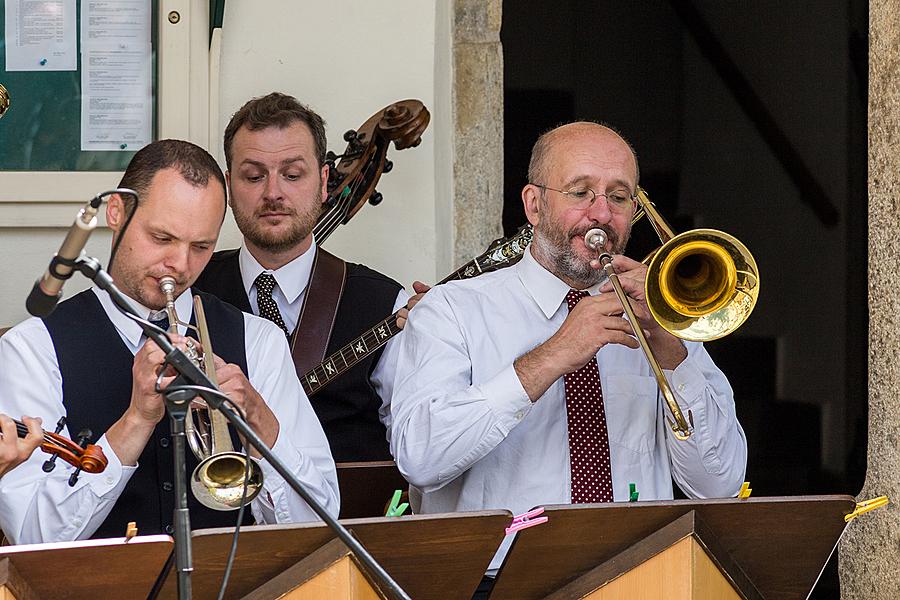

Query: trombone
[585,188,759,440]
[159,277,264,510]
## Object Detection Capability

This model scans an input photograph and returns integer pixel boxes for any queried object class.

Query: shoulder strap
[290,246,348,376]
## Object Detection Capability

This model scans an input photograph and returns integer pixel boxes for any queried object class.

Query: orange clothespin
[506,507,548,535]
[737,481,752,500]
[124,521,138,542]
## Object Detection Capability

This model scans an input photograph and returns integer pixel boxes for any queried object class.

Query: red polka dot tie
[564,289,614,503]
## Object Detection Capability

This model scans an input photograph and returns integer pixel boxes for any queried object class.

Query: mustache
[256,200,297,216]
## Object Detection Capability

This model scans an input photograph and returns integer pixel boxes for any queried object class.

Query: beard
[232,187,322,254]
[112,246,187,311]
[531,209,630,287]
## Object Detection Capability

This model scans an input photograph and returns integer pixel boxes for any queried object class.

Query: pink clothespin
[505,507,548,535]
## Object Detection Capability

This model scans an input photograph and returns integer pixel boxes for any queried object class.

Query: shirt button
[73,519,83,528]
[515,410,525,420]
[165,524,175,535]
[677,383,686,392]
[159,437,170,448]
[162,481,174,492]
[105,475,114,485]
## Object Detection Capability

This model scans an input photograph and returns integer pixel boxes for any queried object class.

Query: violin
[8,417,107,484]
[313,99,431,243]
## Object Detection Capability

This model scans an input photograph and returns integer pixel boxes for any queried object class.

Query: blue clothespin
[629,482,639,502]
[385,489,409,517]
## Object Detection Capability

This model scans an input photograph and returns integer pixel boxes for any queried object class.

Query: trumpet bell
[646,228,759,342]
[191,451,263,511]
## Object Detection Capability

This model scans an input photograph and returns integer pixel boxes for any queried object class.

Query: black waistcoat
[43,289,252,538]
[195,248,402,461]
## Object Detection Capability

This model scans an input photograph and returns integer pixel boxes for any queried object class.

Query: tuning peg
[326,150,338,162]
[369,191,384,206]
[383,160,393,173]
[343,129,358,143]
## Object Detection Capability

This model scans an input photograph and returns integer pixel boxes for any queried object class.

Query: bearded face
[231,184,322,254]
[531,191,630,287]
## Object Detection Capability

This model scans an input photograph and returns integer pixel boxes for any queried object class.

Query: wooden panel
[492,495,855,600]
[0,536,172,599]
[161,510,510,600]
[692,539,742,600]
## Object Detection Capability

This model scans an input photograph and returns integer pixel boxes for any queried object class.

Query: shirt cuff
[480,364,534,434]
[667,354,707,409]
[87,433,137,497]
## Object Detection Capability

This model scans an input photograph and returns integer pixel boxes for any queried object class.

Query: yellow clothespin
[844,495,889,523]
[124,521,138,542]
[737,481,752,500]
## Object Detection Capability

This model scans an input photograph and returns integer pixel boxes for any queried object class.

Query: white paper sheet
[4,0,77,71]
[79,1,152,152]
[80,43,152,151]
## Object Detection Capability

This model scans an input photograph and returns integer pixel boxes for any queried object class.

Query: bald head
[527,121,639,188]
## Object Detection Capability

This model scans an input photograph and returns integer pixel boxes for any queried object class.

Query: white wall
[216,1,450,289]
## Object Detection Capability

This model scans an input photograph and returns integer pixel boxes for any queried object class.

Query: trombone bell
[646,229,759,342]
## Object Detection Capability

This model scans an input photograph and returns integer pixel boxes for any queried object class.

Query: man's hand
[396,280,431,330]
[212,355,279,454]
[514,292,639,401]
[0,414,43,478]
[106,334,192,466]
[599,255,687,369]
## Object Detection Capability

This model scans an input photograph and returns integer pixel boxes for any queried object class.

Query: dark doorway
[502,1,868,598]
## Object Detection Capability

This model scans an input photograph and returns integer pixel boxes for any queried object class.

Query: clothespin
[385,489,409,517]
[844,495,889,523]
[628,483,639,502]
[505,507,548,535]
[737,481,752,500]
[124,521,138,542]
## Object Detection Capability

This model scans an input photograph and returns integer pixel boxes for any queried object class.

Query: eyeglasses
[532,184,636,213]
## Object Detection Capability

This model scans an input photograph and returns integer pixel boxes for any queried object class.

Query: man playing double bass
[195,92,426,462]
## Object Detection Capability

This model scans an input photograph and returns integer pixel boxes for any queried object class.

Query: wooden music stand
[490,495,857,600]
[336,461,409,519]
[157,510,511,599]
[0,535,173,599]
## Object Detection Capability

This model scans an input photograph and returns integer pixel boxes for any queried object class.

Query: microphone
[25,198,102,317]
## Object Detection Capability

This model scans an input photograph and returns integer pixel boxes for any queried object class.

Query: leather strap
[290,247,347,377]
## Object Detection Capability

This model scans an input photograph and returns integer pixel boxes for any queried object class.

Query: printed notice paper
[4,0,77,71]
[80,1,152,151]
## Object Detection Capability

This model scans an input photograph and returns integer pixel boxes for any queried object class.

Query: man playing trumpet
[0,139,338,543]
[388,122,747,587]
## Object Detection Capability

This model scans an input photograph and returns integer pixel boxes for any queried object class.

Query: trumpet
[159,277,263,510]
[585,188,759,440]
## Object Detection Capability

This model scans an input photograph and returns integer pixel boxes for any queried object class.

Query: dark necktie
[254,272,290,336]
[148,312,170,333]
[564,289,614,503]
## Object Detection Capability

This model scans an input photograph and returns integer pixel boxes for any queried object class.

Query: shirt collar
[91,285,194,347]
[516,244,603,319]
[238,234,316,303]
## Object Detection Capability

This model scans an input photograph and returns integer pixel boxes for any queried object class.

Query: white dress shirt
[237,239,409,432]
[0,287,339,544]
[389,246,747,570]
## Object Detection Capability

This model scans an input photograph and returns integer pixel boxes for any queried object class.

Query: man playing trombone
[388,122,748,589]
[0,139,338,544]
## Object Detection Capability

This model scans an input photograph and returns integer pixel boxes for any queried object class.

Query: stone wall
[452,0,504,266]
[838,1,900,597]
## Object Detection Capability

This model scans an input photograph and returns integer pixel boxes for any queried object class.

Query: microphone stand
[73,256,411,600]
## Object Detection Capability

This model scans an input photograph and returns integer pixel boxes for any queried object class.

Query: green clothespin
[385,489,409,517]
[629,483,639,502]
[340,185,351,200]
